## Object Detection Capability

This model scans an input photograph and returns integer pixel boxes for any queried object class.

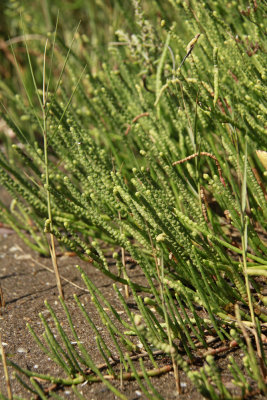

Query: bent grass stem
[43,38,64,299]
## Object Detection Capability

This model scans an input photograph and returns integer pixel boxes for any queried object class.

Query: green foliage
[0,0,266,398]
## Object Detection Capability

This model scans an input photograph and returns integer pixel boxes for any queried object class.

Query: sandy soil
[0,227,265,399]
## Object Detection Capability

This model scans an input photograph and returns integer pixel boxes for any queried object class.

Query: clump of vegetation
[0,0,266,399]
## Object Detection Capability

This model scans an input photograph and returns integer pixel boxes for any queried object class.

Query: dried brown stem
[203,340,238,357]
[0,284,5,315]
[27,253,90,293]
[100,364,172,381]
[87,350,164,373]
[173,151,226,187]
[49,237,64,299]
[125,112,150,135]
